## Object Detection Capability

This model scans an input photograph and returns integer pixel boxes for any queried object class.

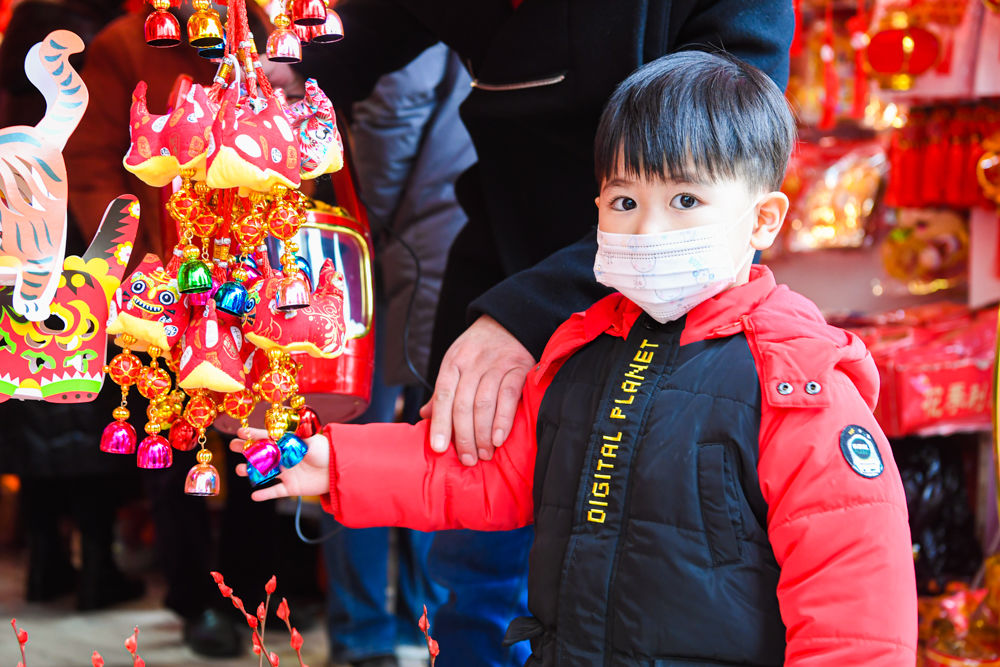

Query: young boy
[232,51,917,665]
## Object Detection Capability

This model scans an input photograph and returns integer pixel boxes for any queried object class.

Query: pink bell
[144,0,182,47]
[275,275,311,310]
[243,438,281,476]
[100,420,137,454]
[169,418,198,451]
[293,22,312,44]
[137,434,173,469]
[310,10,343,43]
[267,14,302,63]
[291,0,328,26]
[184,450,220,496]
[295,405,321,438]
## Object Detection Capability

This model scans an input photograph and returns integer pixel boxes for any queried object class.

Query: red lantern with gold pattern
[865,10,940,91]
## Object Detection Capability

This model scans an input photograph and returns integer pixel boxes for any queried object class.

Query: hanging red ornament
[819,0,839,131]
[144,0,181,47]
[169,417,199,451]
[290,0,328,26]
[865,10,940,91]
[846,0,869,120]
[310,9,344,43]
[295,405,321,438]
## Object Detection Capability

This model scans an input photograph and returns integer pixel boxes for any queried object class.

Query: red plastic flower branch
[11,618,27,666]
[419,605,440,666]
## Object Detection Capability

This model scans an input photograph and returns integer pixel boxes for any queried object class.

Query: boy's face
[596,166,789,284]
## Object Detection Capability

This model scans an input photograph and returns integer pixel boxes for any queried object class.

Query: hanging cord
[379,223,432,393]
[294,495,343,543]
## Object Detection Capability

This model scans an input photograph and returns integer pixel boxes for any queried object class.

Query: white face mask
[593,202,759,323]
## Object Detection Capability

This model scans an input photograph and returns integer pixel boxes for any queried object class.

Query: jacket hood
[687,266,880,411]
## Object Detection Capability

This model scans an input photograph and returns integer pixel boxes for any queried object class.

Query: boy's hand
[420,314,535,466]
[229,427,331,502]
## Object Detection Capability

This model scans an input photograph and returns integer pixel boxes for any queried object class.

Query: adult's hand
[420,314,535,466]
[229,427,330,502]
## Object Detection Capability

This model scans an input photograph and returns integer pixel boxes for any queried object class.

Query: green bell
[178,258,213,294]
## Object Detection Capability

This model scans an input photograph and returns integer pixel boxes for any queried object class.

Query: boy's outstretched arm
[229,365,549,533]
[758,367,917,665]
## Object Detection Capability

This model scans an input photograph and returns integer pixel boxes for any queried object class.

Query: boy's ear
[594,196,600,209]
[750,191,789,251]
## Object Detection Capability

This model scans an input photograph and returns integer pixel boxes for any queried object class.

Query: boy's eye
[671,194,699,209]
[611,197,637,211]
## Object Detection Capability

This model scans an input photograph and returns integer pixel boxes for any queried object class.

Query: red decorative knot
[136,365,172,399]
[190,208,221,237]
[184,394,218,430]
[223,388,256,420]
[257,368,294,404]
[167,190,203,223]
[234,213,267,248]
[108,352,143,386]
[266,202,300,241]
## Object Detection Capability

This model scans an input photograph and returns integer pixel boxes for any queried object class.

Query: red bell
[169,418,199,451]
[293,22,312,45]
[295,405,322,438]
[267,14,302,64]
[144,0,181,48]
[310,10,344,44]
[291,0,328,26]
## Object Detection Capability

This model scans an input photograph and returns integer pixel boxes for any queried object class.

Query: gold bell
[187,0,225,48]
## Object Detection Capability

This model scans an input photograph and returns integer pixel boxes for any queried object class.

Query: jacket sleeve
[469,229,611,360]
[758,370,917,665]
[671,0,793,91]
[320,369,547,531]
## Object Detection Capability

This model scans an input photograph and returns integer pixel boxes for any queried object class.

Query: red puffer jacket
[321,265,917,665]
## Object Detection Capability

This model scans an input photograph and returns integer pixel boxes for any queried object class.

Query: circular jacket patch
[840,425,884,478]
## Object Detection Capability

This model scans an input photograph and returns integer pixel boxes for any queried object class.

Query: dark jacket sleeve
[295,0,438,117]
[467,0,793,359]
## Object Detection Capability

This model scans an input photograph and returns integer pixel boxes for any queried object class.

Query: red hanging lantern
[865,10,940,91]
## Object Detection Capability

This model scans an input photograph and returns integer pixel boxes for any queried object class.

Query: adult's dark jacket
[300,0,794,362]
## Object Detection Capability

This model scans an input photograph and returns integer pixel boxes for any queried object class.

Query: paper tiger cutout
[0,30,88,322]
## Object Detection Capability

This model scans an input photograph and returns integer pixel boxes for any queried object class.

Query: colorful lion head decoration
[0,196,140,402]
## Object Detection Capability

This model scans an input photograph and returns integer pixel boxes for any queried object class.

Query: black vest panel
[527,314,786,666]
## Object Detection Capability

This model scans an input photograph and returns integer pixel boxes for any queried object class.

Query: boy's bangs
[599,105,738,187]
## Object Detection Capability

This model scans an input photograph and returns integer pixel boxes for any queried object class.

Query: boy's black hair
[594,50,796,192]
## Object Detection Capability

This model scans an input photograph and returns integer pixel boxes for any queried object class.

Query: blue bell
[178,258,214,294]
[214,280,250,317]
[247,461,281,487]
[294,256,313,286]
[198,37,226,59]
[278,433,308,469]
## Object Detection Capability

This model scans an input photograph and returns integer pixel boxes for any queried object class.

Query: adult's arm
[294,0,438,117]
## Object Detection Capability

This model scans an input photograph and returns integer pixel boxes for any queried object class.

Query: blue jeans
[429,527,533,667]
[323,311,446,662]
